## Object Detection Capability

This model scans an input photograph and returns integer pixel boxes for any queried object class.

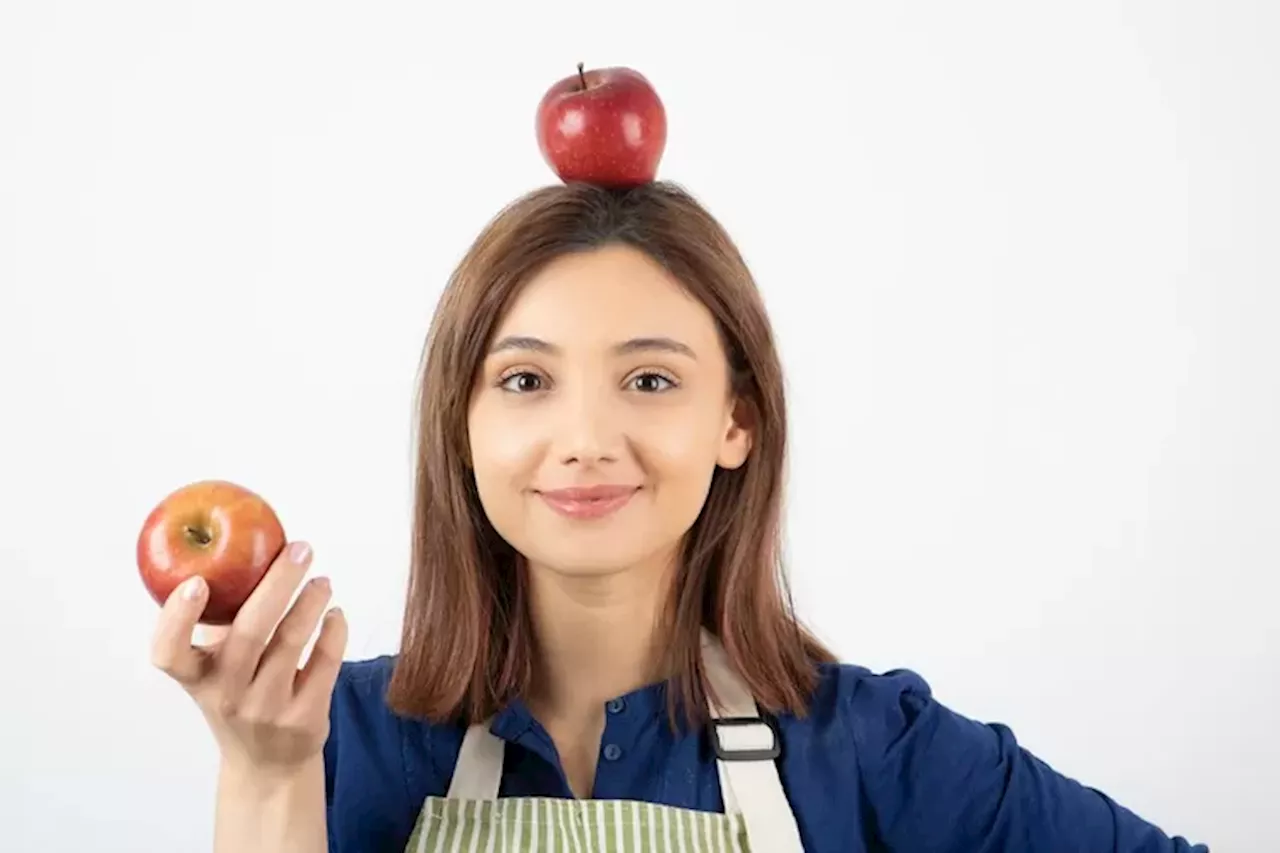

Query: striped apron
[404,632,806,852]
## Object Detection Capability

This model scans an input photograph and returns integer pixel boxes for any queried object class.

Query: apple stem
[184,525,213,547]
[577,62,586,90]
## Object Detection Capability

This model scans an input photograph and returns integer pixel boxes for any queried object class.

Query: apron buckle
[710,716,782,762]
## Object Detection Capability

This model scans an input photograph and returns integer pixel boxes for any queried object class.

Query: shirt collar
[488,678,672,744]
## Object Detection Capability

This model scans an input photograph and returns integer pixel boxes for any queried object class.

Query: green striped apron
[404,632,806,852]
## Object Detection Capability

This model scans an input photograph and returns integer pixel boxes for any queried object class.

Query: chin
[516,526,681,579]
[525,549,641,578]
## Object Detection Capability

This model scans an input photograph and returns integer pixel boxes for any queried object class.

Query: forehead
[494,244,718,345]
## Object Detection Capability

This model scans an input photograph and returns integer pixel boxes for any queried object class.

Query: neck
[524,552,677,725]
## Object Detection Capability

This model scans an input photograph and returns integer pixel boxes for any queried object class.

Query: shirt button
[606,698,626,714]
[603,743,623,761]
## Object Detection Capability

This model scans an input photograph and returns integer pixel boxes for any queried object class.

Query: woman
[151,181,1209,852]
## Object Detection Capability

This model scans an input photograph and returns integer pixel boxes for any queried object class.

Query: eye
[628,372,677,393]
[498,371,546,393]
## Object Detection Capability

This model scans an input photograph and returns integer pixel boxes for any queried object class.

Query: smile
[536,485,640,520]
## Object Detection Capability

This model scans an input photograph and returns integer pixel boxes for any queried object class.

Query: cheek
[466,407,545,532]
[634,410,725,493]
[468,404,542,479]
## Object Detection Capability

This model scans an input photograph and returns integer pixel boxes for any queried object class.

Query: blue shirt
[324,654,1208,852]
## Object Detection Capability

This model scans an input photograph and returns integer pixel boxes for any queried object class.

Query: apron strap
[446,717,504,800]
[700,630,806,852]
[445,631,805,852]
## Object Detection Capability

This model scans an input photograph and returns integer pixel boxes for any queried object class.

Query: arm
[323,657,428,852]
[214,756,327,853]
[849,669,1209,852]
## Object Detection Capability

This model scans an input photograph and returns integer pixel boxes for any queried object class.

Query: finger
[193,622,231,651]
[217,541,314,698]
[250,575,334,702]
[150,575,214,687]
[292,606,348,710]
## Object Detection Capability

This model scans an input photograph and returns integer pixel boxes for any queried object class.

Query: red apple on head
[536,63,667,189]
[137,480,286,625]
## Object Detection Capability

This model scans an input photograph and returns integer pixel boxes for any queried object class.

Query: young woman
[152,181,1209,852]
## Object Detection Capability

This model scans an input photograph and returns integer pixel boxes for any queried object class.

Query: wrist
[218,753,321,798]
[213,754,327,853]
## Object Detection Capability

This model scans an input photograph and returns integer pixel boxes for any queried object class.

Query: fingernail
[289,541,312,563]
[181,576,206,600]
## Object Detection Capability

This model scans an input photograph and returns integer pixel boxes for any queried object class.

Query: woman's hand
[149,541,348,779]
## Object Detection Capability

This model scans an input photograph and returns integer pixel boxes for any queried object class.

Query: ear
[717,397,755,470]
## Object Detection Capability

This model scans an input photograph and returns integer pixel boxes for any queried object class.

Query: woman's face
[467,243,752,578]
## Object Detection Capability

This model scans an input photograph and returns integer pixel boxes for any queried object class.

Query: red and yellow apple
[136,480,285,625]
[536,63,667,189]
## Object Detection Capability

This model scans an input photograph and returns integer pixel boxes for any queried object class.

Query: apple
[136,480,286,625]
[536,63,667,189]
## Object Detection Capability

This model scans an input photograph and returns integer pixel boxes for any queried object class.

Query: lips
[536,484,639,520]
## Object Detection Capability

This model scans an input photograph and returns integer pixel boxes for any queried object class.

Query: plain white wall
[1,1,1275,850]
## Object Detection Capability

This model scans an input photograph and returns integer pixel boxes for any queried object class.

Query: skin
[467,243,753,797]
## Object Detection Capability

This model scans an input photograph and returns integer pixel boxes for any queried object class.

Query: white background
[2,1,1275,850]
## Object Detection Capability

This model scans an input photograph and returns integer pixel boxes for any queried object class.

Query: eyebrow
[488,335,697,360]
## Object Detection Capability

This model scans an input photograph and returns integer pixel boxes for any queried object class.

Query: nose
[553,382,623,467]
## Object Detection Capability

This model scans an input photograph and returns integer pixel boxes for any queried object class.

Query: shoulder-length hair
[385,180,834,729]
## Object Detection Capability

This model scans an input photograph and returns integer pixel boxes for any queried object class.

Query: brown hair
[386,180,835,730]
